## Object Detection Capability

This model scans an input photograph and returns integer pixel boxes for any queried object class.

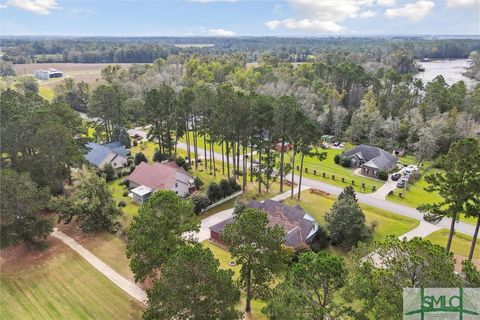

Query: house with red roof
[210,199,319,248]
[127,161,196,203]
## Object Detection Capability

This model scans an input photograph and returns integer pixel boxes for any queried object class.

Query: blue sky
[0,0,479,36]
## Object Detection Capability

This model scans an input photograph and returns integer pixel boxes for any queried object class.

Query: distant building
[210,199,319,248]
[85,141,130,170]
[321,135,335,144]
[128,161,196,203]
[340,144,398,178]
[33,68,63,80]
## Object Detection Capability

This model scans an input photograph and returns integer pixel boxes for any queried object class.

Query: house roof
[131,185,152,196]
[128,161,194,190]
[85,141,128,167]
[210,199,318,248]
[341,144,397,170]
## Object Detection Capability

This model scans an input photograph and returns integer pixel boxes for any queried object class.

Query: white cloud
[447,0,477,7]
[264,0,383,33]
[189,0,238,2]
[359,10,378,17]
[2,0,60,15]
[376,0,396,6]
[385,0,434,21]
[265,18,345,33]
[208,28,235,36]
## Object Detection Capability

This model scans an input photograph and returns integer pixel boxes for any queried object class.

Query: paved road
[174,143,475,237]
[399,221,442,240]
[52,229,147,304]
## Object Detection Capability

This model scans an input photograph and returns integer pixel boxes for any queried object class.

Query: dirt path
[52,228,147,304]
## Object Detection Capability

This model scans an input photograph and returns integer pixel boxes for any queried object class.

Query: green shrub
[309,225,329,252]
[103,163,116,182]
[118,200,126,207]
[334,154,340,164]
[190,191,210,214]
[134,152,148,165]
[123,190,129,197]
[378,170,389,181]
[219,179,233,197]
[340,157,351,167]
[206,182,222,203]
[153,151,168,162]
[175,156,186,167]
[194,176,204,189]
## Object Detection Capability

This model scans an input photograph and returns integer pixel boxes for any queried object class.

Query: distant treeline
[1,36,480,64]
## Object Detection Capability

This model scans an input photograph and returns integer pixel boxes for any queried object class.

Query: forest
[1,36,480,64]
[2,37,480,320]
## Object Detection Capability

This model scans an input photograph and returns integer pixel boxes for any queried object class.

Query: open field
[283,191,419,241]
[426,229,480,259]
[14,63,132,85]
[0,238,143,320]
[14,63,132,89]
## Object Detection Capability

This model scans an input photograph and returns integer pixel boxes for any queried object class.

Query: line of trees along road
[77,56,480,196]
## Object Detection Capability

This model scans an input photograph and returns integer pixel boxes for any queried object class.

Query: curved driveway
[175,142,475,237]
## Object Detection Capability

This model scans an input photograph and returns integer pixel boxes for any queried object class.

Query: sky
[0,0,479,36]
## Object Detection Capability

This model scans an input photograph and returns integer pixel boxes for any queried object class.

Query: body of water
[416,59,477,89]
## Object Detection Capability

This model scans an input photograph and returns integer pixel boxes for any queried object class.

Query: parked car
[404,170,412,175]
[407,165,418,171]
[333,141,341,147]
[397,180,405,188]
[391,173,401,181]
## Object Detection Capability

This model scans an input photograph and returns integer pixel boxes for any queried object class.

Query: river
[416,59,477,90]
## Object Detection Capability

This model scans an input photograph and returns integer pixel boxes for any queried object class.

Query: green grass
[202,241,267,319]
[283,191,419,241]
[38,86,54,101]
[426,229,480,259]
[387,168,477,225]
[291,146,384,194]
[61,229,134,281]
[179,131,251,155]
[387,168,442,208]
[108,179,139,224]
[0,242,143,319]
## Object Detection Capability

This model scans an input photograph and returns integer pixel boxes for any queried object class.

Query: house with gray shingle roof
[209,199,319,248]
[85,141,129,170]
[340,144,398,178]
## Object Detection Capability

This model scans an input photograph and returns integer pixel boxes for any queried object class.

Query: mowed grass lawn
[202,241,267,320]
[426,229,480,259]
[56,224,134,281]
[291,146,384,194]
[283,191,419,241]
[0,240,143,320]
[387,168,477,225]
